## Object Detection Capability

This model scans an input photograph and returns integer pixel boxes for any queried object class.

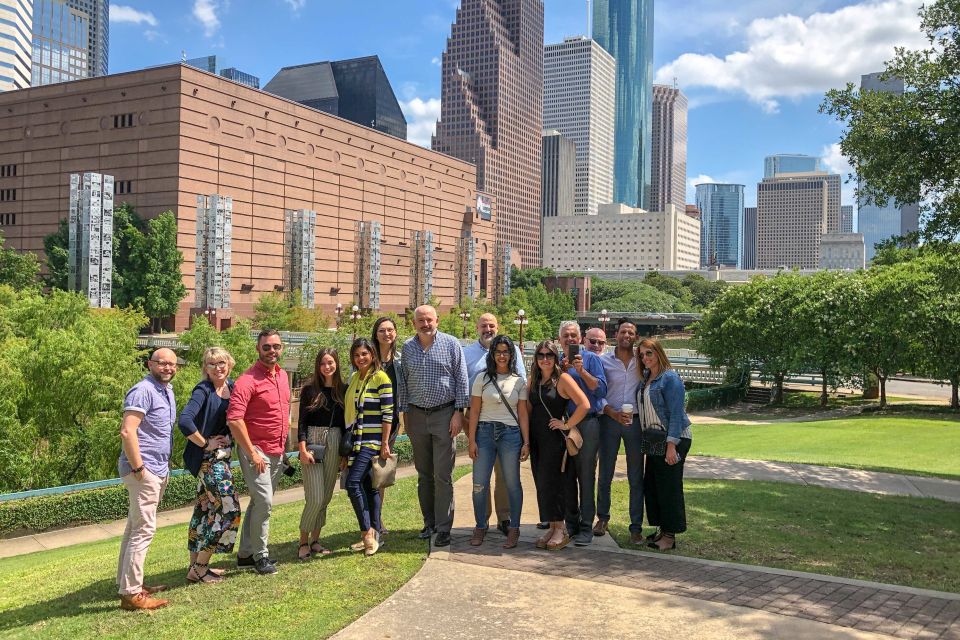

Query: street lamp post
[513,308,528,355]
[204,307,217,330]
[350,304,362,340]
[598,308,611,335]
[335,303,343,328]
[459,310,471,339]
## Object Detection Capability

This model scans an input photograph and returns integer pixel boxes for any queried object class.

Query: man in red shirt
[228,329,291,575]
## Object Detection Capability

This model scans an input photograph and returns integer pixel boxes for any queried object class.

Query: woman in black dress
[526,340,589,550]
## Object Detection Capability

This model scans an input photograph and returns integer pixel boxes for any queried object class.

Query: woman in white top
[467,335,530,549]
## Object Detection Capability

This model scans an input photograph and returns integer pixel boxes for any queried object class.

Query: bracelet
[201,437,209,449]
[131,465,144,473]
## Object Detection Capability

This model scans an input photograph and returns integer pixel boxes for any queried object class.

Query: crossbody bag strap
[489,376,520,425]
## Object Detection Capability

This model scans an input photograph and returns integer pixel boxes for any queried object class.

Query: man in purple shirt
[117,348,178,610]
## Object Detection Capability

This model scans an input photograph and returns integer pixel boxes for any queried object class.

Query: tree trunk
[774,372,785,404]
[878,374,887,408]
[821,369,828,407]
[951,375,959,411]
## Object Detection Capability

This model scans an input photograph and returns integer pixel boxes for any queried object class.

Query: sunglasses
[640,350,655,357]
[588,338,606,346]
[260,343,283,351]
[535,352,556,360]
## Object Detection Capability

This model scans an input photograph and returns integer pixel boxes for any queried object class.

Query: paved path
[332,466,960,640]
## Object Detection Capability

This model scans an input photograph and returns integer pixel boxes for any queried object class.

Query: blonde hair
[201,346,235,381]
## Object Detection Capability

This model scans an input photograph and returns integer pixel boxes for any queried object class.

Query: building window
[0,164,16,177]
[0,189,16,202]
[0,213,15,225]
[113,113,135,128]
[116,180,133,195]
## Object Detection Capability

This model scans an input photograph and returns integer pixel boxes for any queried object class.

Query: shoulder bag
[638,375,668,457]
[370,453,398,489]
[536,382,582,471]
[306,389,337,461]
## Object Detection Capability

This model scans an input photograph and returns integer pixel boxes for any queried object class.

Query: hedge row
[0,434,464,538]
[685,384,746,412]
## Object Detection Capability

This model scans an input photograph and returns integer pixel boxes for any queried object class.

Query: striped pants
[300,427,343,532]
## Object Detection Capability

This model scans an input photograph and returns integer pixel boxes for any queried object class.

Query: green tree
[681,273,729,310]
[912,255,960,409]
[42,219,70,289]
[592,279,688,313]
[129,212,186,332]
[510,267,556,291]
[821,1,960,241]
[0,233,39,291]
[644,272,692,305]
[252,291,334,332]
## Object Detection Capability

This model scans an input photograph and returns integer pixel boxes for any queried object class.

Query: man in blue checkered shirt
[397,305,469,547]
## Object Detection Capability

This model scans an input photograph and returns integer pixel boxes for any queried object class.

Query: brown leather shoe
[469,527,486,546]
[592,520,609,537]
[502,527,520,549]
[142,584,169,594]
[120,591,169,611]
[630,531,645,545]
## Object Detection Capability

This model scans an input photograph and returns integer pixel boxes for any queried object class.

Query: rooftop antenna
[673,76,678,89]
[181,50,186,62]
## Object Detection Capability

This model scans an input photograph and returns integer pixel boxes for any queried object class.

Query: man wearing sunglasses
[583,328,608,355]
[228,329,291,575]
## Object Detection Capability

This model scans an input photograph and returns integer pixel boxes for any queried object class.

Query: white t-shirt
[471,373,528,426]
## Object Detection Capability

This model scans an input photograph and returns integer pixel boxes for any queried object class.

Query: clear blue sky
[109,0,927,208]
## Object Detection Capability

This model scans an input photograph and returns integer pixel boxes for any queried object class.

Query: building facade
[741,206,757,270]
[265,56,406,139]
[763,153,822,178]
[541,130,575,219]
[593,0,654,209]
[695,183,743,268]
[0,64,496,328]
[651,84,687,213]
[756,172,841,269]
[432,0,544,268]
[820,233,865,270]
[543,36,615,216]
[858,73,920,261]
[542,203,701,272]
[0,0,32,91]
[840,204,854,233]
[31,0,108,85]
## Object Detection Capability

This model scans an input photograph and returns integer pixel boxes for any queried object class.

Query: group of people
[114,307,691,611]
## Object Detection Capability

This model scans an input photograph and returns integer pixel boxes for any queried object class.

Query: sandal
[364,531,380,557]
[297,543,312,561]
[647,533,676,551]
[536,527,553,549]
[350,540,366,552]
[546,534,571,551]
[310,541,332,556]
[645,528,662,542]
[187,561,225,584]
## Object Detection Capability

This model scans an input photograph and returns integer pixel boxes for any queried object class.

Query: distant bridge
[576,311,701,331]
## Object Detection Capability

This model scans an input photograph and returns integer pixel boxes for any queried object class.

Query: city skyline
[30,1,931,213]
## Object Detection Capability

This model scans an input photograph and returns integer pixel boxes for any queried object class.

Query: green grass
[0,473,451,640]
[691,415,960,478]
[704,391,923,422]
[609,479,960,593]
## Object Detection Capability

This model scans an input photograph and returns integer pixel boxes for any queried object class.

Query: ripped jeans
[471,421,523,529]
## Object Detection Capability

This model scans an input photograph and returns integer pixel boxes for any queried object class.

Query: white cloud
[401,97,441,148]
[821,142,857,205]
[193,0,221,37]
[110,5,158,26]
[656,0,926,113]
[686,174,718,204]
[430,56,441,67]
[283,0,306,10]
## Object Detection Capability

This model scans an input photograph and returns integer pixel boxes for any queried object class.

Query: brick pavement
[437,532,960,640]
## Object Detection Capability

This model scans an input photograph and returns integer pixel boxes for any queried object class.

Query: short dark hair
[257,329,281,344]
[616,318,636,331]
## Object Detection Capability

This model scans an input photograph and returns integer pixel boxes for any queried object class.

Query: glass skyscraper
[763,153,822,178]
[31,0,108,86]
[695,183,744,268]
[593,0,654,210]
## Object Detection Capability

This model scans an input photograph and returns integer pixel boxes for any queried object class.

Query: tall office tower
[756,172,841,269]
[543,36,615,216]
[593,0,654,209]
[541,130,576,218]
[432,0,544,267]
[651,84,687,213]
[695,183,744,268]
[31,0,108,85]
[742,206,757,270]
[840,205,854,233]
[858,72,920,261]
[0,0,32,91]
[763,153,822,178]
[266,56,407,139]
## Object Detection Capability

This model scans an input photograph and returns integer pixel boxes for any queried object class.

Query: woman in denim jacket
[635,338,692,551]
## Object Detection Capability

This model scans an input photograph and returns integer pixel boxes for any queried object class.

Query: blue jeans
[471,421,523,529]
[346,447,382,532]
[597,414,645,532]
[566,415,600,539]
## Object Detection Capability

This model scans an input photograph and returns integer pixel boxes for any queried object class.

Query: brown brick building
[0,64,496,329]
[432,0,544,268]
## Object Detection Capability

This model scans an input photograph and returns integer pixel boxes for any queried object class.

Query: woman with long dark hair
[296,348,347,560]
[344,338,394,556]
[526,340,589,551]
[371,316,402,534]
[635,337,692,551]
[466,335,529,549]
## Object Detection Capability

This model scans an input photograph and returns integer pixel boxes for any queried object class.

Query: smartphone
[567,344,580,363]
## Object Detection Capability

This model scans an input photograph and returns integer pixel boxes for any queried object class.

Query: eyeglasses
[587,338,606,346]
[260,343,283,351]
[493,350,511,357]
[150,360,178,368]
[206,361,228,369]
[640,350,655,357]
[535,352,556,360]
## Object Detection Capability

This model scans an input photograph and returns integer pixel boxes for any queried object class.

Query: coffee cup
[621,403,634,415]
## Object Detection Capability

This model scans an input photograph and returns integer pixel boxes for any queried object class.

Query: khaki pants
[117,470,168,596]
[237,448,284,560]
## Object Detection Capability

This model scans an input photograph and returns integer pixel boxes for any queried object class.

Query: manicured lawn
[690,415,960,479]
[0,474,440,640]
[704,391,922,422]
[609,479,960,593]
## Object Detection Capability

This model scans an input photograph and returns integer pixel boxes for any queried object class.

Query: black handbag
[306,442,327,460]
[640,428,668,457]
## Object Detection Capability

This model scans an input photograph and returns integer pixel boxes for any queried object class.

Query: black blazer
[178,378,234,477]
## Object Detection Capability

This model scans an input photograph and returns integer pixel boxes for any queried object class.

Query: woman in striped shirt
[344,337,394,556]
